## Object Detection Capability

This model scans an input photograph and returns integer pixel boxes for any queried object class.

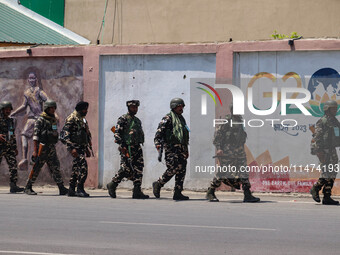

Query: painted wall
[0,57,83,186]
[65,0,340,45]
[99,54,216,189]
[233,51,340,194]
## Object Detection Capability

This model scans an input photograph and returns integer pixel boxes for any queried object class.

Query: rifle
[158,144,163,162]
[213,155,229,158]
[125,146,134,171]
[28,143,44,180]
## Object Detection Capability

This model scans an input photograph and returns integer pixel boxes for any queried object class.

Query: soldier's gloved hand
[317,151,326,163]
[216,150,224,156]
[71,149,79,158]
[0,134,6,143]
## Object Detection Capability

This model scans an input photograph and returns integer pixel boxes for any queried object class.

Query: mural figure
[11,71,49,170]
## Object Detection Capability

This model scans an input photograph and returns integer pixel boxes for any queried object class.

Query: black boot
[10,182,24,193]
[243,188,260,202]
[107,181,118,198]
[322,194,339,205]
[132,185,149,199]
[68,184,76,197]
[76,183,90,197]
[310,185,321,203]
[206,187,219,202]
[173,188,189,201]
[57,183,69,196]
[152,181,161,198]
[24,181,37,195]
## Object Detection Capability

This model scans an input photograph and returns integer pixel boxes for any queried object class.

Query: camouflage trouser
[112,145,144,186]
[30,145,63,185]
[0,145,18,183]
[158,144,188,190]
[210,157,251,190]
[314,152,338,195]
[69,148,88,186]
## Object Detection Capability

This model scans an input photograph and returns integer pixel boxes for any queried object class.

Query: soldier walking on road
[0,101,24,193]
[107,100,149,199]
[206,104,260,203]
[152,98,190,201]
[61,101,92,198]
[310,100,340,205]
[24,100,68,195]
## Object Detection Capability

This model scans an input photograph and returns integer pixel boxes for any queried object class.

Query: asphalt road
[0,187,339,255]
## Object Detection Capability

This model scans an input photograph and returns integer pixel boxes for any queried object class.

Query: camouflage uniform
[0,113,18,184]
[28,112,64,185]
[210,115,251,190]
[154,113,189,191]
[62,110,91,187]
[112,113,145,186]
[312,114,340,195]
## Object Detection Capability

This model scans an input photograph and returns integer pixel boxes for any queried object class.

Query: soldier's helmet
[126,100,140,107]
[170,98,185,109]
[0,101,13,110]
[43,100,57,111]
[323,100,338,111]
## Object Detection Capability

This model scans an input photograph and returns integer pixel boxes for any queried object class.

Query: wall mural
[0,57,83,185]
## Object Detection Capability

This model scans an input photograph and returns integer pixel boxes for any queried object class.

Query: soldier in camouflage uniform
[0,101,24,193]
[310,100,340,205]
[152,98,190,200]
[24,100,68,195]
[61,101,92,197]
[206,105,260,203]
[107,100,149,199]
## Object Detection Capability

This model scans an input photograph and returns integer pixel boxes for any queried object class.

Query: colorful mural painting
[236,51,340,194]
[0,57,83,185]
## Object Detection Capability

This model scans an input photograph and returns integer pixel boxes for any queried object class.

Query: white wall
[99,54,216,189]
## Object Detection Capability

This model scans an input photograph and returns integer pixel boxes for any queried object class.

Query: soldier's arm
[314,119,326,153]
[213,124,226,151]
[154,115,171,147]
[10,119,17,151]
[114,116,127,146]
[63,117,76,152]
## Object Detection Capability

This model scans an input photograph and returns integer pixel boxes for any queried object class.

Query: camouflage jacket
[213,115,247,158]
[314,114,340,153]
[154,112,189,148]
[33,112,59,145]
[114,113,144,146]
[0,115,17,150]
[62,110,92,151]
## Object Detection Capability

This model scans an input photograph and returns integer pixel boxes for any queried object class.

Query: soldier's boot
[206,187,219,202]
[310,185,321,203]
[132,185,149,199]
[9,182,24,193]
[24,181,37,195]
[68,184,77,197]
[322,194,339,205]
[106,181,118,198]
[243,188,260,203]
[76,183,90,197]
[152,181,162,198]
[57,183,69,196]
[173,188,189,201]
